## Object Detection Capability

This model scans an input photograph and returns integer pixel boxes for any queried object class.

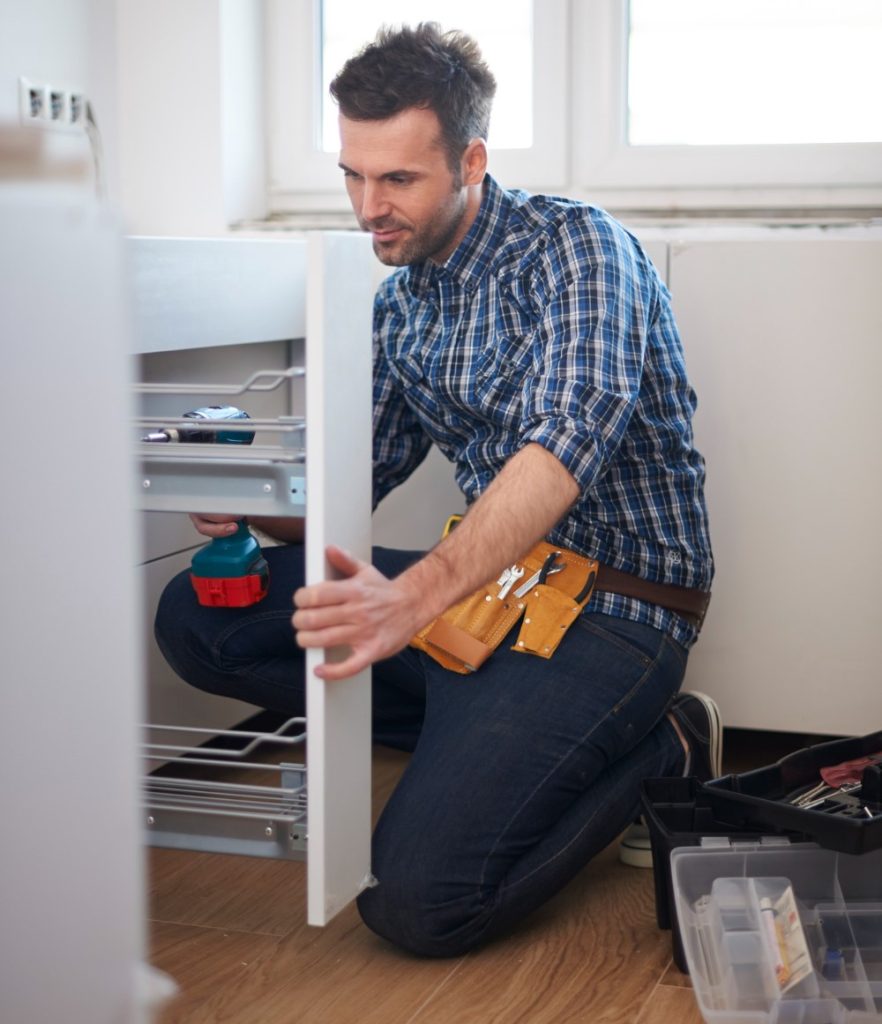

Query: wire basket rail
[143,718,308,860]
[135,367,307,516]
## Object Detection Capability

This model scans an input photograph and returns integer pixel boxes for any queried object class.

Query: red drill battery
[189,521,269,608]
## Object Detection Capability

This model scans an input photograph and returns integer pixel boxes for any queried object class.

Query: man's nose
[360,182,391,223]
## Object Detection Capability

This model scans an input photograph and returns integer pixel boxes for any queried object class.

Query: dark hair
[329,23,497,168]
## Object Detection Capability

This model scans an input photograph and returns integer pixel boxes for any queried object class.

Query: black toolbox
[643,729,882,973]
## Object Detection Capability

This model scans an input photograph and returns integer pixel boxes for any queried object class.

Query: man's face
[338,107,472,266]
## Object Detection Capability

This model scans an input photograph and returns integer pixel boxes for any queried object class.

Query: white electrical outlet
[19,76,46,121]
[18,76,87,132]
[70,93,86,126]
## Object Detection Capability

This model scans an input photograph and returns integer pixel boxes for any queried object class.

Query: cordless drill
[143,405,270,607]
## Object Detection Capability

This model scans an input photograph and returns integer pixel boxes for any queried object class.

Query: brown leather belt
[594,564,711,628]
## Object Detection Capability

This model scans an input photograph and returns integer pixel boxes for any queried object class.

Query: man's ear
[461,138,488,186]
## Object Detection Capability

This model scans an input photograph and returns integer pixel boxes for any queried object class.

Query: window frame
[264,0,882,217]
[265,0,570,213]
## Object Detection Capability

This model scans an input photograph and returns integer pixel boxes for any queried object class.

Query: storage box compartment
[672,843,882,1023]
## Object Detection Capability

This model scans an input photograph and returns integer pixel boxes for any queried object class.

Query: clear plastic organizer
[671,841,882,1023]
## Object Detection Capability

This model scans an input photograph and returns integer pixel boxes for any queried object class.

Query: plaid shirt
[372,175,713,647]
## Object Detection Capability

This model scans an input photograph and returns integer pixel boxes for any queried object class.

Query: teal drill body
[190,520,269,608]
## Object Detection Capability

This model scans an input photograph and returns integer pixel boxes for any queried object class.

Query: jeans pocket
[569,616,686,762]
[573,613,662,667]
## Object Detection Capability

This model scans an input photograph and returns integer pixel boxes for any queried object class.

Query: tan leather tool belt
[409,541,600,674]
[409,536,711,675]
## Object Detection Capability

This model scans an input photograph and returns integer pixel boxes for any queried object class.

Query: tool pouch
[409,584,526,674]
[512,580,594,659]
[409,538,599,674]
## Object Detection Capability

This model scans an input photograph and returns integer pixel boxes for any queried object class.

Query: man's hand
[189,512,304,544]
[292,545,423,682]
[293,444,578,683]
[189,513,241,538]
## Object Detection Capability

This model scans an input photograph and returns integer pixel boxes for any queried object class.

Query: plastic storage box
[643,731,882,975]
[671,841,882,1023]
[641,776,807,971]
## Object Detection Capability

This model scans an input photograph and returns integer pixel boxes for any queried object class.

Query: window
[265,0,882,215]
[573,0,882,202]
[627,0,882,147]
[320,0,534,152]
[265,0,567,209]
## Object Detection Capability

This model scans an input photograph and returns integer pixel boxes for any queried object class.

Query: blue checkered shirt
[372,175,713,647]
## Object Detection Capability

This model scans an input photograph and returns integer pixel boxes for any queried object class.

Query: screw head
[142,479,151,489]
[146,816,155,826]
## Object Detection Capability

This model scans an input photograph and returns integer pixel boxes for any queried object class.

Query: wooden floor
[148,729,817,1023]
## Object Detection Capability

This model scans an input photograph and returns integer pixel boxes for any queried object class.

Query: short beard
[372,169,468,267]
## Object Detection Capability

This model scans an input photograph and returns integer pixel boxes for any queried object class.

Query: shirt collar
[405,175,510,300]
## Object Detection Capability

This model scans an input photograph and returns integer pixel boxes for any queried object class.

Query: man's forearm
[396,443,580,627]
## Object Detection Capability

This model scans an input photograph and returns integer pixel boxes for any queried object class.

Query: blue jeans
[155,544,687,956]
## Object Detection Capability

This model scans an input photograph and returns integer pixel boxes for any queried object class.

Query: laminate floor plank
[149,848,306,936]
[151,921,284,1023]
[658,961,693,988]
[408,846,672,1024]
[151,910,467,1024]
[634,981,704,1024]
[150,737,771,1023]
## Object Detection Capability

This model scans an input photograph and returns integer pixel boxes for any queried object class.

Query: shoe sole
[687,690,723,779]
[618,840,653,869]
[618,823,653,869]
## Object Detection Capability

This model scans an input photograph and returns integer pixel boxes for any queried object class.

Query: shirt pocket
[390,351,440,421]
[474,336,536,428]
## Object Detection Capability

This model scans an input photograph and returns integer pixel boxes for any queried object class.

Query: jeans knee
[153,570,228,689]
[356,866,492,958]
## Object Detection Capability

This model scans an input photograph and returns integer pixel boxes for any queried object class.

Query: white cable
[84,100,106,200]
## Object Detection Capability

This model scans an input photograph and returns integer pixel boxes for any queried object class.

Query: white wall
[672,231,882,736]
[0,0,265,233]
[116,0,266,236]
[0,0,119,196]
[221,0,267,226]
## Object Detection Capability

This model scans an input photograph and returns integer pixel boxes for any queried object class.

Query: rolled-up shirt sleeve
[517,219,653,493]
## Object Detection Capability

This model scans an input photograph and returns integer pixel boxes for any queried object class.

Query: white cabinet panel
[1,197,144,1024]
[304,233,375,924]
[672,238,882,735]
[133,232,374,928]
[129,236,306,353]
